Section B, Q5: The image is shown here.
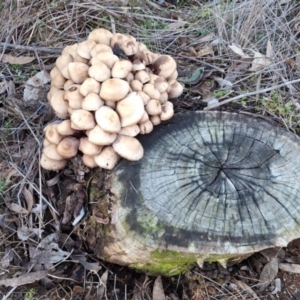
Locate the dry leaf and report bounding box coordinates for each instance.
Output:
[23,187,34,212]
[9,202,29,214]
[279,263,300,273]
[232,278,259,299]
[31,203,48,213]
[23,70,50,102]
[0,54,35,64]
[258,259,278,292]
[1,248,14,268]
[98,270,108,299]
[0,271,47,287]
[197,45,214,57]
[0,81,7,94]
[213,77,233,89]
[224,58,253,83]
[17,226,41,241]
[249,52,272,71]
[72,253,101,272]
[229,44,250,58]
[153,276,165,300]
[266,39,274,58]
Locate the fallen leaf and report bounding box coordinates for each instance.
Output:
[0,247,14,268]
[0,270,47,287]
[98,270,108,299]
[213,76,233,89]
[197,45,214,57]
[153,276,165,300]
[9,202,29,214]
[17,226,42,241]
[232,278,259,299]
[0,54,35,64]
[249,51,272,71]
[258,259,278,292]
[31,203,48,213]
[23,70,50,102]
[23,187,34,212]
[229,44,250,58]
[224,58,253,83]
[0,81,7,94]
[72,253,101,272]
[279,263,300,273]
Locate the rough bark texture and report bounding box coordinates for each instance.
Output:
[86,111,300,276]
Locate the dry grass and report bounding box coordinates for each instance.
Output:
[1,0,300,299]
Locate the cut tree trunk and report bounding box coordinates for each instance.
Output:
[85,111,300,276]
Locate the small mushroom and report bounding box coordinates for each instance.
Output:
[68,62,89,84]
[150,115,161,126]
[79,78,101,96]
[116,92,145,127]
[168,80,184,99]
[111,60,133,78]
[64,84,84,109]
[82,93,104,111]
[160,102,174,121]
[90,44,113,57]
[100,78,130,101]
[143,84,160,100]
[56,54,73,71]
[79,137,103,155]
[132,59,146,72]
[119,124,140,137]
[135,70,150,83]
[43,144,65,161]
[40,153,67,171]
[44,124,64,144]
[90,52,119,69]
[56,119,77,136]
[50,91,69,119]
[152,55,177,78]
[70,109,96,130]
[130,79,143,92]
[88,62,111,82]
[77,40,97,59]
[94,146,120,170]
[61,44,78,59]
[112,135,144,161]
[139,120,153,134]
[145,99,162,115]
[82,154,98,168]
[95,106,121,133]
[56,136,80,159]
[88,28,113,45]
[88,125,117,145]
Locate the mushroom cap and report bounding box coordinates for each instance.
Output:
[90,44,113,57]
[79,78,101,96]
[88,62,111,82]
[61,44,78,59]
[152,55,177,78]
[56,119,77,136]
[51,71,66,89]
[111,60,133,78]
[56,54,73,71]
[130,79,143,92]
[119,124,140,137]
[160,103,174,121]
[138,111,149,124]
[88,28,113,45]
[100,79,130,102]
[112,135,144,161]
[45,123,64,144]
[95,106,121,133]
[79,137,103,156]
[56,136,79,159]
[110,33,127,48]
[135,70,150,84]
[64,84,84,109]
[150,114,161,126]
[67,62,89,84]
[137,91,150,105]
[167,70,178,80]
[168,80,184,99]
[121,37,139,56]
[63,79,75,91]
[82,93,104,111]
[47,86,60,102]
[88,125,117,145]
[145,99,162,115]
[116,92,145,127]
[159,91,168,104]
[94,146,120,170]
[50,91,69,119]
[139,120,154,134]
[77,40,97,59]
[90,52,119,69]
[82,154,98,168]
[132,59,146,72]
[143,84,161,100]
[105,100,116,109]
[70,109,96,130]
[73,54,89,64]
[125,72,134,82]
[43,144,65,161]
[40,153,67,171]
[153,76,169,93]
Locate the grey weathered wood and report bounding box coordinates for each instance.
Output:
[89,112,300,275]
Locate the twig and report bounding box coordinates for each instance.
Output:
[204,78,300,110]
[0,42,62,54]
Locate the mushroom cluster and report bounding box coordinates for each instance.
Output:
[42,28,183,171]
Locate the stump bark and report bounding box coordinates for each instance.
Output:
[86,111,300,276]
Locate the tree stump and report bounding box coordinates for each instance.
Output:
[86,111,300,276]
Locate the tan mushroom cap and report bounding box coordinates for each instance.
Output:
[105,100,116,109]
[88,125,117,145]
[95,106,121,133]
[100,78,130,101]
[90,44,113,57]
[153,76,169,93]
[112,135,144,161]
[64,84,84,109]
[82,154,98,168]
[116,92,145,127]
[90,52,119,69]
[137,91,150,105]
[150,115,161,126]
[143,84,161,100]
[88,62,111,82]
[50,67,60,79]
[135,70,150,83]
[44,124,64,144]
[56,54,73,71]
[139,120,153,134]
[47,86,60,102]
[145,99,162,115]
[126,72,134,82]
[160,102,174,121]
[94,146,120,170]
[79,137,103,156]
[68,62,89,84]
[77,40,97,59]
[61,44,78,59]
[43,144,65,161]
[111,60,133,78]
[132,59,146,72]
[159,91,168,104]
[82,93,104,111]
[51,71,66,89]
[70,109,96,130]
[88,28,113,45]
[40,153,67,171]
[121,36,139,56]
[138,111,149,124]
[63,79,75,91]
[130,79,143,92]
[50,91,69,119]
[56,136,79,159]
[79,78,101,96]
[43,138,52,148]
[119,124,140,137]
[152,55,177,78]
[73,54,89,64]
[168,80,184,99]
[167,70,178,80]
[56,119,77,136]
[110,33,127,48]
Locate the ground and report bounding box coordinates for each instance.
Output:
[1,0,300,299]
